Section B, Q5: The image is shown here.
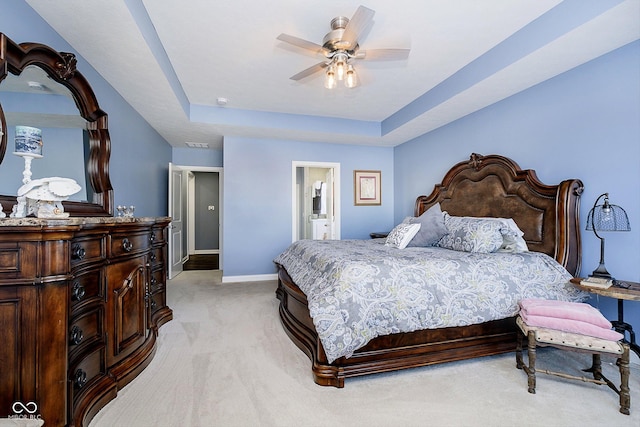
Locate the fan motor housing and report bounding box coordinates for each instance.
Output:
[322,16,357,53]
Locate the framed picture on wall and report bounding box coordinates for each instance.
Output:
[354,170,381,206]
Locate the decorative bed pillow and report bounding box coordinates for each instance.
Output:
[481,217,529,252]
[438,213,505,253]
[385,223,421,249]
[405,203,449,247]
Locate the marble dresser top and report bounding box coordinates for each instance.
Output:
[0,216,171,227]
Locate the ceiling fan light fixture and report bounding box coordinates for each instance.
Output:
[334,53,348,80]
[27,81,45,90]
[278,6,409,89]
[345,64,358,88]
[324,65,337,89]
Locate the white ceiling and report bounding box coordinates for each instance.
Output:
[24,0,640,151]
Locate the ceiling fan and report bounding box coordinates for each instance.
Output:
[277,5,410,89]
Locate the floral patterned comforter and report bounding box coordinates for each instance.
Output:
[274,239,588,363]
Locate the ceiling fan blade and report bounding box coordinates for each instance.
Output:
[357,48,410,61]
[341,5,375,50]
[290,62,328,81]
[277,33,327,56]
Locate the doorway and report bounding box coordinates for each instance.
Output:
[292,161,340,242]
[184,171,220,270]
[168,164,223,278]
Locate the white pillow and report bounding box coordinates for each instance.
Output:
[385,223,421,249]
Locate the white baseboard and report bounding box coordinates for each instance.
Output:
[193,249,219,255]
[221,273,277,283]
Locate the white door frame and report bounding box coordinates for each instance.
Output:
[170,165,224,270]
[291,161,341,242]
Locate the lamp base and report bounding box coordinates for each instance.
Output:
[590,263,613,281]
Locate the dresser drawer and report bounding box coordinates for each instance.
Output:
[69,306,104,361]
[70,268,105,312]
[108,232,150,258]
[149,246,165,268]
[150,289,166,314]
[69,345,107,399]
[150,227,166,245]
[149,268,165,292]
[70,236,105,268]
[0,242,38,280]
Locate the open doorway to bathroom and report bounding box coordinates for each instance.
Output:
[292,161,340,242]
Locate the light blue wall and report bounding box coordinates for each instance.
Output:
[1,1,172,217]
[172,147,223,167]
[223,137,394,276]
[394,41,640,328]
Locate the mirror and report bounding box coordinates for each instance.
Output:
[0,66,88,202]
[0,33,113,216]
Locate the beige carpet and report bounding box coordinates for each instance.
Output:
[89,271,640,427]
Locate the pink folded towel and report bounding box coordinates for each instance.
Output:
[519,312,624,341]
[518,298,612,329]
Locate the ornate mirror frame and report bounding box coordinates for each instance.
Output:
[0,33,113,216]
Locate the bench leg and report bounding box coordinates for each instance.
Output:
[619,344,631,415]
[515,329,537,394]
[516,330,524,369]
[526,331,537,394]
[591,353,603,381]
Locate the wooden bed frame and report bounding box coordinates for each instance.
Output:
[275,153,584,387]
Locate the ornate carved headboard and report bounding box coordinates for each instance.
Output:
[415,153,583,276]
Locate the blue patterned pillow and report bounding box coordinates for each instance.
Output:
[438,213,505,253]
[385,223,421,249]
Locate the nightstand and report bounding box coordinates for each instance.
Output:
[369,231,389,239]
[570,278,640,358]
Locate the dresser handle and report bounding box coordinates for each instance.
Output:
[72,282,86,301]
[149,233,156,242]
[150,253,157,262]
[151,299,157,309]
[122,238,134,252]
[74,369,87,389]
[70,326,84,345]
[150,277,158,287]
[72,244,86,260]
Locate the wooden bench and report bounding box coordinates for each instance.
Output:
[516,315,631,415]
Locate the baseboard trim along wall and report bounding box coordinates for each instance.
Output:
[194,249,220,254]
[221,273,278,283]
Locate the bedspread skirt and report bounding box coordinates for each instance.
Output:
[274,239,588,363]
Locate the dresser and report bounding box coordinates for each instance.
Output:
[0,217,172,426]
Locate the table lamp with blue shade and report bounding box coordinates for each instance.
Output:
[586,193,631,280]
